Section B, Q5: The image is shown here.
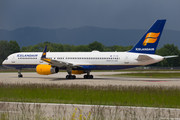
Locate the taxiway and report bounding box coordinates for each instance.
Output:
[0,72,180,86]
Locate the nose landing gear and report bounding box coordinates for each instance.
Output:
[18,69,23,78]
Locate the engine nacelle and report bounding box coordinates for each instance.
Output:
[36,64,59,75]
[71,70,86,75]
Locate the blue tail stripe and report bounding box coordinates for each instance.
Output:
[129,20,166,54]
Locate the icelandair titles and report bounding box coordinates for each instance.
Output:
[17,54,38,57]
[136,48,154,51]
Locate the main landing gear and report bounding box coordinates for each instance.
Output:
[65,68,94,79]
[66,74,93,79]
[66,75,76,79]
[18,69,23,78]
[84,75,93,79]
[66,67,76,79]
[84,71,93,79]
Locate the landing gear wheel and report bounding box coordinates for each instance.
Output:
[66,75,76,79]
[66,75,70,79]
[72,75,76,79]
[18,69,23,78]
[84,75,87,79]
[18,74,23,78]
[84,75,93,79]
[90,75,93,79]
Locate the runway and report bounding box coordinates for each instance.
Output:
[0,71,180,86]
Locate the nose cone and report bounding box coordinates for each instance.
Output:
[2,60,6,66]
[2,58,9,67]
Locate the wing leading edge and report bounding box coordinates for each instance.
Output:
[41,46,80,68]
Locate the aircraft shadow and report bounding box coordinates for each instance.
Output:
[50,77,111,81]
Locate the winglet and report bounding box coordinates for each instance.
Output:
[41,46,47,58]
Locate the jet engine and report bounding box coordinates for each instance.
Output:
[36,64,59,75]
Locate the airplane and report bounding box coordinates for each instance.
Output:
[2,19,178,79]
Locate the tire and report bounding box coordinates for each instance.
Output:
[72,75,76,79]
[90,75,93,79]
[66,75,70,79]
[71,75,76,79]
[88,75,91,79]
[18,74,23,78]
[84,75,87,79]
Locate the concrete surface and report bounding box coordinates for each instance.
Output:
[1,102,180,119]
[0,72,180,86]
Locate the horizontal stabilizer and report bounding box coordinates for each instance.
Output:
[164,55,178,59]
[136,55,154,61]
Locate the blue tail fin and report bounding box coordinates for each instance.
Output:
[129,19,166,54]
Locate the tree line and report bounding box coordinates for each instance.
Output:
[0,40,180,67]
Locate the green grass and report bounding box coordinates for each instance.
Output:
[1,83,180,108]
[108,73,180,78]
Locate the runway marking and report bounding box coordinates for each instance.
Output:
[142,80,169,82]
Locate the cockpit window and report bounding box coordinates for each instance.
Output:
[5,58,8,60]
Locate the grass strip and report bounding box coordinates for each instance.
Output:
[1,83,180,108]
[108,73,180,78]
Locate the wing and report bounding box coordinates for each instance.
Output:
[41,46,81,68]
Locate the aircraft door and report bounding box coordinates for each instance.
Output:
[124,54,129,64]
[11,55,15,63]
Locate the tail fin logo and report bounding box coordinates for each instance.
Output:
[143,32,160,46]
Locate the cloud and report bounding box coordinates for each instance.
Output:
[0,0,180,31]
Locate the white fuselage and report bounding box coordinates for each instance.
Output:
[2,51,164,70]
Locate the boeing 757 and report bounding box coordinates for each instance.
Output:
[2,20,177,79]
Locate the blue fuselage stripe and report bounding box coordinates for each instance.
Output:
[3,64,140,70]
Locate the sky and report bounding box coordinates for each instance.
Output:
[0,0,180,31]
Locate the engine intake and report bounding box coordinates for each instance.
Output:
[36,64,59,75]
